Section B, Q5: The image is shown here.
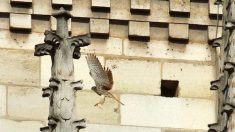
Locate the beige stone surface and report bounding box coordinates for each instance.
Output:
[209,0,223,16]
[90,19,109,35]
[208,26,222,41]
[0,85,6,117]
[131,0,151,10]
[0,0,11,13]
[0,16,9,30]
[169,0,190,13]
[162,62,216,99]
[41,55,104,90]
[71,0,218,26]
[120,94,216,130]
[72,0,109,18]
[52,0,72,5]
[129,21,150,37]
[0,119,44,132]
[0,30,44,50]
[150,25,168,41]
[163,128,207,132]
[51,16,71,31]
[84,123,162,132]
[105,59,161,95]
[169,23,189,40]
[11,0,32,3]
[32,17,50,33]
[81,37,122,55]
[33,0,52,15]
[110,23,128,38]
[72,19,90,35]
[189,28,208,43]
[124,40,212,62]
[0,49,40,86]
[10,13,31,30]
[7,86,49,121]
[75,91,119,124]
[92,0,110,8]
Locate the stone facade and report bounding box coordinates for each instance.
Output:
[0,0,222,132]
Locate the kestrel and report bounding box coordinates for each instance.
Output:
[86,54,124,107]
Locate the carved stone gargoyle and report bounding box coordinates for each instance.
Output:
[34,7,90,132]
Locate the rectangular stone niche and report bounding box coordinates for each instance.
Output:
[161,80,179,97]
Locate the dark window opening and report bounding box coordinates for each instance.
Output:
[161,80,179,97]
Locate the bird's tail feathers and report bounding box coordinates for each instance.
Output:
[107,92,124,105]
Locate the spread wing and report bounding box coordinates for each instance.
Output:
[86,54,113,90]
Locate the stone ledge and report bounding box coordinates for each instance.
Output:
[120,94,216,130]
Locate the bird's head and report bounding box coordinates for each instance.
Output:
[91,86,96,91]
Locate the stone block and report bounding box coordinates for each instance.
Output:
[162,62,216,99]
[41,55,104,90]
[75,91,119,124]
[33,0,52,15]
[0,49,40,86]
[105,59,161,95]
[11,0,32,5]
[0,0,11,13]
[120,94,216,130]
[169,23,189,43]
[123,39,212,62]
[90,19,109,38]
[0,119,44,132]
[129,21,150,41]
[10,13,31,31]
[130,0,151,14]
[84,123,162,132]
[81,37,122,55]
[0,29,44,50]
[0,85,6,116]
[91,0,110,12]
[52,0,72,7]
[209,0,223,17]
[110,0,131,20]
[208,26,222,41]
[51,16,71,32]
[169,0,190,17]
[7,86,49,121]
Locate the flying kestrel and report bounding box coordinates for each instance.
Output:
[86,54,124,106]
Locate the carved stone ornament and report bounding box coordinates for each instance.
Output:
[208,1,235,131]
[34,7,90,132]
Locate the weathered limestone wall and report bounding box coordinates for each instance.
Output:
[0,0,222,131]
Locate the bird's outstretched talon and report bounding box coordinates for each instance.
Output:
[94,103,103,109]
